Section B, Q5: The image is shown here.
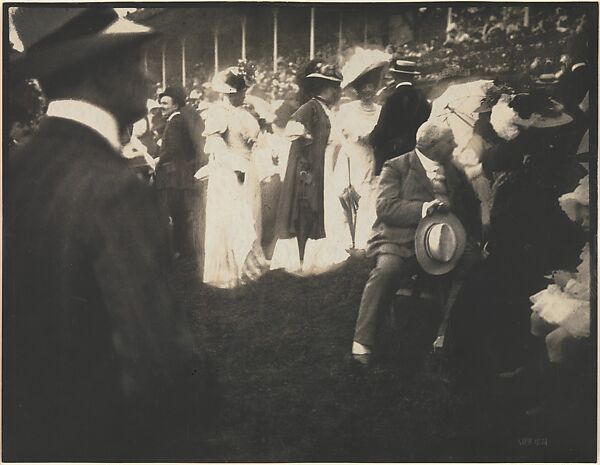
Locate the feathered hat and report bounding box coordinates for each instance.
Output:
[490,89,573,140]
[212,59,256,94]
[341,47,391,89]
[305,62,343,83]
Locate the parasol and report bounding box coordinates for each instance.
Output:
[338,157,361,250]
[430,79,494,154]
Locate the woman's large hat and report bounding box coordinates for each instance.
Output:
[211,61,255,94]
[341,47,391,89]
[415,212,466,275]
[11,7,157,79]
[306,62,343,83]
[510,93,573,129]
[390,59,420,75]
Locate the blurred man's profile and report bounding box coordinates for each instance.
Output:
[5,7,214,461]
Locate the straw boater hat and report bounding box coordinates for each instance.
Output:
[534,73,560,86]
[390,59,420,76]
[341,47,391,89]
[11,7,157,79]
[415,212,466,275]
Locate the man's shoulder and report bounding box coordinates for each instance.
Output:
[167,112,186,128]
[30,123,134,178]
[382,151,415,173]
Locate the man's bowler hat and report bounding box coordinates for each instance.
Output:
[159,86,187,108]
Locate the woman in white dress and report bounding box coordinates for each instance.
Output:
[324,49,390,253]
[195,65,262,288]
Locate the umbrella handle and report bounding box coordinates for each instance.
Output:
[347,157,351,188]
[444,104,475,128]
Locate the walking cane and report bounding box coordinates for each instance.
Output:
[347,157,356,250]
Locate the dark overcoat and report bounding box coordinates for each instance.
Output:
[4,117,207,460]
[155,111,196,190]
[367,150,482,258]
[370,84,431,174]
[275,98,331,240]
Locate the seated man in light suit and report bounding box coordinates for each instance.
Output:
[351,120,482,367]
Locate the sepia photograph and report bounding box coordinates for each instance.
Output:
[3,1,597,462]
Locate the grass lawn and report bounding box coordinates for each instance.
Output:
[175,256,596,462]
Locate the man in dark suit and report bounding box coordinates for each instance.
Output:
[351,120,481,366]
[370,59,431,175]
[6,8,211,460]
[156,86,197,258]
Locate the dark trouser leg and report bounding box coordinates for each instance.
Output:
[353,254,417,348]
[158,188,175,257]
[171,189,190,256]
[437,241,481,339]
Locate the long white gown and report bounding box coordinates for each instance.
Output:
[197,100,261,288]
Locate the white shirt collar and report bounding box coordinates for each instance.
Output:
[167,110,181,122]
[571,62,586,71]
[46,99,120,151]
[415,148,439,172]
[395,81,413,88]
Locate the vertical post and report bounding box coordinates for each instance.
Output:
[310,7,315,59]
[214,25,219,75]
[241,16,247,61]
[144,49,148,74]
[161,42,166,90]
[273,9,278,73]
[338,14,343,57]
[523,7,530,27]
[181,37,186,89]
[447,7,453,31]
[363,15,368,46]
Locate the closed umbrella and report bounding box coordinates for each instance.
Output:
[338,157,361,250]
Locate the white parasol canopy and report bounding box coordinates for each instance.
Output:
[430,79,494,156]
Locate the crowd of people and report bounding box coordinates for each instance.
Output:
[6,5,594,460]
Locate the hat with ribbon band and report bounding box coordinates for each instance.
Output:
[415,212,466,275]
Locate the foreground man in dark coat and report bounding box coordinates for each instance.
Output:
[5,8,213,461]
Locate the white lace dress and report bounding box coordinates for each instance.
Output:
[196,101,261,288]
[329,100,381,250]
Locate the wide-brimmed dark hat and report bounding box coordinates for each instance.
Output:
[11,7,157,79]
[415,212,466,275]
[158,86,186,107]
[390,59,420,75]
[510,93,573,128]
[306,62,343,83]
